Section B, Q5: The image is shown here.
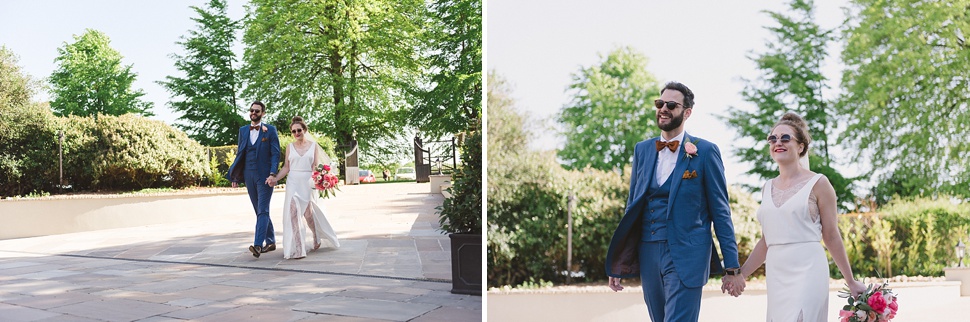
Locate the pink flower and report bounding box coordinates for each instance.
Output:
[323,164,331,172]
[684,141,698,158]
[839,310,853,322]
[887,297,898,313]
[867,292,888,314]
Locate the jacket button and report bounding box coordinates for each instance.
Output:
[651,231,656,235]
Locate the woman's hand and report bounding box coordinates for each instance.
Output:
[847,279,866,298]
[265,176,277,186]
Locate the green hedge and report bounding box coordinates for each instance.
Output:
[0,106,211,197]
[834,198,970,278]
[0,102,60,196]
[487,150,626,287]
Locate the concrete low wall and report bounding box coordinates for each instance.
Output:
[0,190,284,240]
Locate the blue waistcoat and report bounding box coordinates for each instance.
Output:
[244,136,259,171]
[641,176,672,241]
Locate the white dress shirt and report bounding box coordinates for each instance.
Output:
[655,131,685,186]
[249,123,261,145]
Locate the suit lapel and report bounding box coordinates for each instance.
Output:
[640,138,659,196]
[667,132,692,215]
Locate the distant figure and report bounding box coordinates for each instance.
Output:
[383,169,391,181]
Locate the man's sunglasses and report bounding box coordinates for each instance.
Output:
[249,109,262,114]
[767,134,794,144]
[291,129,303,134]
[654,99,684,110]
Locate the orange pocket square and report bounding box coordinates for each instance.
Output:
[261,137,268,142]
[682,170,698,179]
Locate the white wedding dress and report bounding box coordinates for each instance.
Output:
[757,173,829,322]
[281,142,340,259]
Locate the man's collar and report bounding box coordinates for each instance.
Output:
[660,131,685,143]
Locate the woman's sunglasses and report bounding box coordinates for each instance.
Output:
[654,99,684,110]
[291,129,303,134]
[767,134,794,144]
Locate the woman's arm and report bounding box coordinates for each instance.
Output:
[740,236,767,279]
[816,175,866,296]
[269,145,291,185]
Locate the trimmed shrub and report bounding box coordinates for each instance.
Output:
[833,198,970,278]
[0,109,211,196]
[0,102,60,197]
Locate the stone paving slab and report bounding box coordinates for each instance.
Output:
[293,296,441,321]
[0,183,481,321]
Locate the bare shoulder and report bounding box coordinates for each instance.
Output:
[810,173,836,195]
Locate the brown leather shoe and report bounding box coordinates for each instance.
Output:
[261,243,276,253]
[248,245,262,258]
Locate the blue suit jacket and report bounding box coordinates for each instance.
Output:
[226,124,281,183]
[605,132,739,288]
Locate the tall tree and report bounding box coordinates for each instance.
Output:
[722,0,856,210]
[0,46,37,108]
[158,0,242,146]
[241,0,425,176]
[413,0,482,139]
[49,29,153,118]
[557,46,659,172]
[840,0,970,204]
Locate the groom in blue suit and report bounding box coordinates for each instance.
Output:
[227,101,281,258]
[606,82,743,321]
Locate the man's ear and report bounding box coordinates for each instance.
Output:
[684,107,693,119]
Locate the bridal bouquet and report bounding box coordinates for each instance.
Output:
[312,164,340,199]
[838,281,898,322]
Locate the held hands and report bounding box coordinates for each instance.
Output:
[265,175,277,186]
[721,274,746,297]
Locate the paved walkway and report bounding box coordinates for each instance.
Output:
[0,183,481,321]
[488,281,970,321]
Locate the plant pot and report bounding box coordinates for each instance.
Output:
[449,233,482,295]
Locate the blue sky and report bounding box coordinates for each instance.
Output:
[486,0,860,188]
[0,0,248,126]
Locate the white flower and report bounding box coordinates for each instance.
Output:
[856,310,866,319]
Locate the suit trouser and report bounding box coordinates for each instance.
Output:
[639,241,703,322]
[246,171,275,247]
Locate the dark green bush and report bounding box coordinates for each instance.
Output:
[488,149,626,287]
[832,198,970,278]
[205,145,235,187]
[0,102,60,197]
[0,109,211,196]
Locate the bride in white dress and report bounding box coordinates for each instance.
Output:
[737,113,865,322]
[267,116,340,259]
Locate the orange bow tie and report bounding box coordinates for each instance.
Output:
[656,140,679,152]
[250,125,260,131]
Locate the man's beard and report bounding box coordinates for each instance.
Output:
[656,112,684,131]
[250,114,262,123]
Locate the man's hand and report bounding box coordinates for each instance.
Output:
[231,182,238,188]
[608,277,624,292]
